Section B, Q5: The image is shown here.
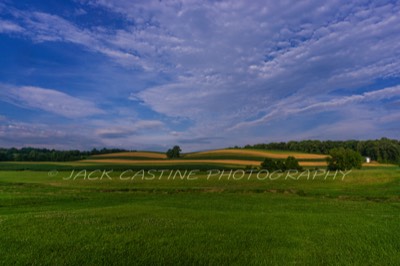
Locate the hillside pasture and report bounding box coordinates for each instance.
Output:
[0,167,399,265]
[1,149,395,171]
[91,151,167,159]
[83,159,262,166]
[184,149,328,160]
[83,149,329,168]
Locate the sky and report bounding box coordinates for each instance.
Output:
[1,0,400,151]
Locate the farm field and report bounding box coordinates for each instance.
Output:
[83,149,330,168]
[184,148,328,159]
[3,149,392,171]
[1,161,400,265]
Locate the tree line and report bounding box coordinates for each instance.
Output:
[261,149,364,171]
[0,147,130,162]
[261,156,303,171]
[237,138,400,164]
[166,146,182,159]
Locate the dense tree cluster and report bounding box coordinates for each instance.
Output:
[260,156,303,171]
[166,146,182,159]
[240,138,400,164]
[0,147,130,162]
[326,148,363,171]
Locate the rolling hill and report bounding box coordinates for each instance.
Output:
[83,149,328,168]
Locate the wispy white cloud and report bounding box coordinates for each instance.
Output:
[0,121,102,149]
[0,84,104,118]
[0,19,23,33]
[134,120,164,129]
[231,85,400,130]
[96,120,164,139]
[1,9,143,67]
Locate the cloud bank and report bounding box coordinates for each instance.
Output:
[0,0,399,150]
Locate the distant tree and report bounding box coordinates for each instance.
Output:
[376,138,400,164]
[0,151,6,161]
[260,158,278,171]
[166,145,181,159]
[261,156,303,171]
[285,156,303,171]
[275,160,287,171]
[327,148,363,171]
[357,140,378,161]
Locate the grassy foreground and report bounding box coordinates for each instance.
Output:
[0,167,399,265]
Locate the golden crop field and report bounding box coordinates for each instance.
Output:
[80,149,394,169]
[91,151,167,159]
[83,159,262,166]
[80,148,331,168]
[184,149,328,159]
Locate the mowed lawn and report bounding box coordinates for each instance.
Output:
[0,167,399,265]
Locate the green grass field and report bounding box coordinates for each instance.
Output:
[1,165,399,265]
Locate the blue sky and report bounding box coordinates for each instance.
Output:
[1,0,400,151]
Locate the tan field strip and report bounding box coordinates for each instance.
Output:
[80,159,392,168]
[0,161,94,166]
[83,159,330,167]
[83,159,262,166]
[84,150,393,168]
[92,152,167,159]
[185,149,328,159]
[299,161,327,167]
[363,162,396,167]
